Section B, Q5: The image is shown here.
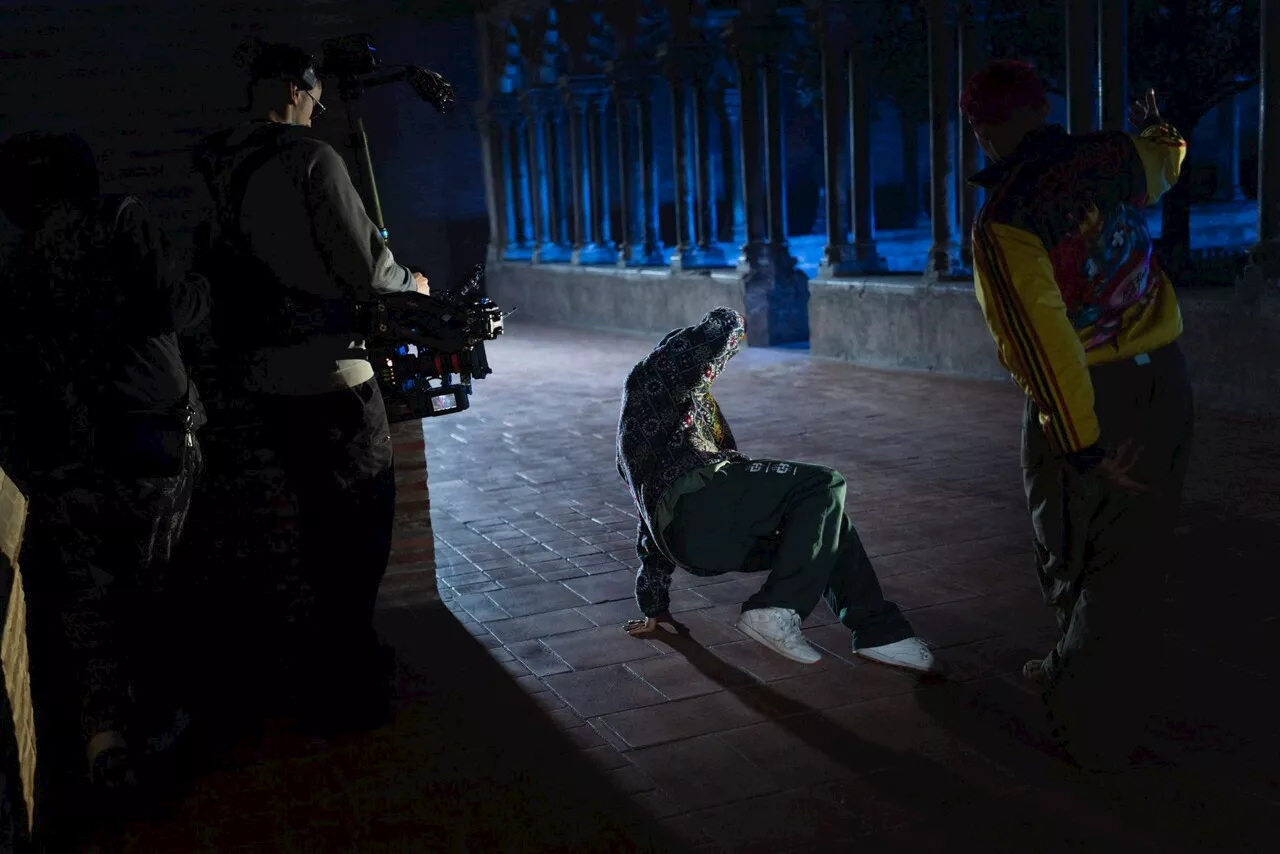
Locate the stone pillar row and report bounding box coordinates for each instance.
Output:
[479,8,761,272]
[481,0,885,281]
[1257,0,1279,257]
[813,0,882,278]
[482,0,1280,290]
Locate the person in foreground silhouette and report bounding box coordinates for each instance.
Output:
[962,60,1195,769]
[615,307,939,674]
[0,131,208,809]
[192,39,429,735]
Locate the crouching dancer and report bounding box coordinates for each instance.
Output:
[615,307,938,674]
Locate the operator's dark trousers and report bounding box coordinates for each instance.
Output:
[665,460,914,649]
[257,378,397,700]
[21,435,201,795]
[1022,341,1194,759]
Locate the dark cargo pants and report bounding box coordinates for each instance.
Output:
[1022,341,1194,758]
[22,436,203,750]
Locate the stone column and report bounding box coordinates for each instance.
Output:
[1254,0,1280,272]
[587,93,617,262]
[1215,96,1243,201]
[560,78,594,263]
[848,27,883,272]
[718,87,747,245]
[475,15,507,262]
[925,0,957,279]
[510,113,536,256]
[522,88,555,261]
[692,68,728,266]
[728,24,769,268]
[762,48,791,265]
[726,5,809,346]
[661,44,699,270]
[1065,0,1098,134]
[610,62,664,266]
[494,96,531,260]
[1097,0,1128,132]
[547,101,574,256]
[475,101,509,262]
[1238,0,1280,300]
[608,64,639,265]
[815,2,855,278]
[500,116,520,258]
[956,10,984,270]
[637,77,667,265]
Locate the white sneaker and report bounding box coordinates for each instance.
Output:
[736,607,822,665]
[855,637,940,674]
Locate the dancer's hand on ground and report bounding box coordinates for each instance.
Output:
[624,611,688,637]
[1128,88,1160,129]
[1094,440,1160,496]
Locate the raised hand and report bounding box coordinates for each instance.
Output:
[1128,88,1161,129]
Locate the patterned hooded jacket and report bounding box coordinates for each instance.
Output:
[969,118,1187,463]
[616,306,748,616]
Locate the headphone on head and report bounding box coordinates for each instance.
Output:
[236,37,321,91]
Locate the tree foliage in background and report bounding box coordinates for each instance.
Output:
[863,0,1259,268]
[869,0,1065,122]
[1127,0,1259,266]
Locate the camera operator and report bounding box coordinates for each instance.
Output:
[192,40,428,734]
[0,131,208,804]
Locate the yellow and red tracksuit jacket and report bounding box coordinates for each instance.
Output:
[969,119,1187,460]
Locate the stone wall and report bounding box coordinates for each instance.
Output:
[484,262,1280,417]
[809,276,1280,417]
[484,262,751,335]
[809,278,1004,379]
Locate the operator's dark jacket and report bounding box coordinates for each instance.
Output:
[0,195,210,493]
[616,306,748,616]
[192,120,416,396]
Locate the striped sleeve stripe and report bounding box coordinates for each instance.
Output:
[973,213,1083,452]
[984,223,1084,451]
[976,223,1082,451]
[971,222,1056,426]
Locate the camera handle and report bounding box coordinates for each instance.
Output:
[343,97,391,243]
[336,63,451,246]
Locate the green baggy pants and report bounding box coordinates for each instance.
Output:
[665,459,914,649]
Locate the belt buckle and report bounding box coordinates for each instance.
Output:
[1134,353,1151,366]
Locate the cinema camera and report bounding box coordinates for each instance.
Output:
[321,34,511,421]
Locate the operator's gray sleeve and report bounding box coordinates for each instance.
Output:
[304,142,414,297]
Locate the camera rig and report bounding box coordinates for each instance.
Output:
[356,264,505,421]
[321,34,511,421]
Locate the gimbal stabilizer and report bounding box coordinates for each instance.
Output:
[321,34,511,421]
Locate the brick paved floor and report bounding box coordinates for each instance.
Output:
[422,322,1280,853]
[83,321,1280,852]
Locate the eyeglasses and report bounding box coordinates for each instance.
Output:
[301,88,326,119]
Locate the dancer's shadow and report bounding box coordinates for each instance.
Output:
[636,615,1105,852]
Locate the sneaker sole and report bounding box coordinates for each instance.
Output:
[855,648,941,676]
[735,619,822,665]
